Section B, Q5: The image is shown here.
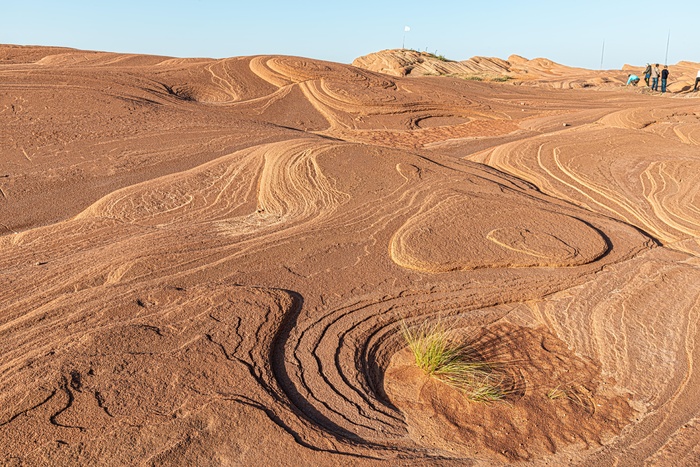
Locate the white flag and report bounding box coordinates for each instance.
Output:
[404,26,410,32]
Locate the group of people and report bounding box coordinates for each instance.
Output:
[626,63,670,92]
[627,65,700,92]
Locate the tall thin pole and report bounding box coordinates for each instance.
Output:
[664,30,670,65]
[599,40,605,70]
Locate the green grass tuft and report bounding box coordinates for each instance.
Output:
[402,321,457,374]
[402,320,508,403]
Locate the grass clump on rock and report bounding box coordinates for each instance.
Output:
[401,320,507,403]
[546,383,596,414]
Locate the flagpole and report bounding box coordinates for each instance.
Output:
[599,39,605,70]
[664,30,670,65]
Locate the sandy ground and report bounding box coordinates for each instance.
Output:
[1,44,700,466]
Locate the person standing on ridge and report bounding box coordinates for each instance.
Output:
[650,64,660,91]
[694,69,700,91]
[643,63,651,86]
[661,66,669,93]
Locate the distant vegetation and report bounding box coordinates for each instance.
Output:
[426,52,450,62]
[447,73,512,82]
[410,49,453,62]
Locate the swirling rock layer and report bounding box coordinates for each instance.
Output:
[1,45,700,465]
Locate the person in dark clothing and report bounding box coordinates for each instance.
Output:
[643,64,651,86]
[694,69,700,91]
[661,66,669,93]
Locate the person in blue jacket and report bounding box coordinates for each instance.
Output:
[626,74,640,86]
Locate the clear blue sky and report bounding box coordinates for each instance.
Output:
[2,1,697,70]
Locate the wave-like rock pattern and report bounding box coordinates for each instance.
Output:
[469,112,700,249]
[2,45,700,465]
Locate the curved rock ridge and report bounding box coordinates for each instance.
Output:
[390,190,609,272]
[2,45,700,465]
